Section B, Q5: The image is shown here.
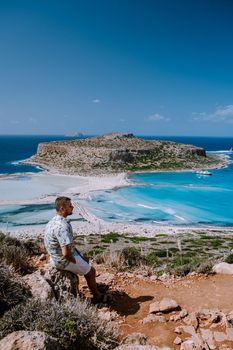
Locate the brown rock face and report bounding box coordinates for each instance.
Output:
[24,132,211,175]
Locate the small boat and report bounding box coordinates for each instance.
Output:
[196,170,212,176]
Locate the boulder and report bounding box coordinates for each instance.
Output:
[0,331,61,350]
[22,270,54,301]
[149,298,179,314]
[140,314,166,324]
[212,262,233,275]
[43,264,79,301]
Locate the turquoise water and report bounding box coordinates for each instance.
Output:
[0,135,233,228]
[80,152,233,226]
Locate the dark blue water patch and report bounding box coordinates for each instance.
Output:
[0,135,92,174]
[0,203,54,217]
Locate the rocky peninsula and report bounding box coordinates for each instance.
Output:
[24,133,223,175]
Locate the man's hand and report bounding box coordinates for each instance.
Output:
[61,245,76,264]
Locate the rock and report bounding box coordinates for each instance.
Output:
[174,326,182,334]
[115,346,171,350]
[123,332,147,345]
[212,262,233,275]
[140,314,166,324]
[96,272,115,285]
[180,326,196,336]
[43,264,78,300]
[183,312,199,329]
[196,308,223,327]
[214,331,227,342]
[174,336,182,345]
[0,331,61,350]
[149,298,179,314]
[226,310,233,325]
[22,270,54,301]
[159,298,179,312]
[226,328,233,341]
[171,308,188,321]
[180,335,209,350]
[180,339,197,350]
[200,329,215,349]
[149,301,160,314]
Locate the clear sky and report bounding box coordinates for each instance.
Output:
[1,0,233,136]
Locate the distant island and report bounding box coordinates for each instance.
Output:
[23,132,225,175]
[65,132,83,137]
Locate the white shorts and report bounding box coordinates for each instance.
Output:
[63,252,91,276]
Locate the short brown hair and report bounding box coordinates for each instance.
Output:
[55,197,71,211]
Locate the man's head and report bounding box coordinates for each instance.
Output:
[55,197,73,218]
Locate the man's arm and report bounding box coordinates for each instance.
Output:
[61,245,76,264]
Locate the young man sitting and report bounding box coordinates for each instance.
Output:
[44,196,102,301]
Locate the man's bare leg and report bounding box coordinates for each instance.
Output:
[84,266,102,299]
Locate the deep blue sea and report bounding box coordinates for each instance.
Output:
[0,135,233,228]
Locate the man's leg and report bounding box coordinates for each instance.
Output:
[84,266,102,299]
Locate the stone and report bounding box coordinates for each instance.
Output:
[180,339,197,350]
[212,262,233,275]
[149,298,179,314]
[140,314,166,324]
[174,326,182,334]
[96,272,115,285]
[174,336,182,345]
[214,331,227,342]
[0,331,61,350]
[149,301,160,314]
[159,298,179,312]
[43,264,78,301]
[226,327,233,341]
[22,270,54,301]
[123,332,147,345]
[180,326,196,336]
[200,329,215,349]
[115,346,172,350]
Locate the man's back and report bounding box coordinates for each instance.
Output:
[44,215,74,268]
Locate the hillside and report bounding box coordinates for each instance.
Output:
[23,133,222,175]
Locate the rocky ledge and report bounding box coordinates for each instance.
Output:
[24,133,222,175]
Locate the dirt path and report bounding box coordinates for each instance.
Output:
[80,268,233,349]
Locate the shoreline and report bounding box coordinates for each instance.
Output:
[3,220,233,241]
[1,151,232,240]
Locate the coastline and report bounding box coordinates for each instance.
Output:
[1,151,232,240]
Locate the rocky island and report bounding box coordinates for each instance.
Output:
[24,133,223,175]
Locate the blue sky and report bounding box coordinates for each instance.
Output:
[1,0,233,136]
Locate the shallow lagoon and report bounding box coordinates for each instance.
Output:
[80,153,233,226]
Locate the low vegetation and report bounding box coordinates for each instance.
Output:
[1,229,233,348]
[0,264,31,316]
[0,298,118,350]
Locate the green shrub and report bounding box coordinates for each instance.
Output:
[225,254,233,264]
[145,252,158,266]
[128,236,151,244]
[0,298,119,350]
[121,247,142,267]
[101,232,119,243]
[0,265,31,316]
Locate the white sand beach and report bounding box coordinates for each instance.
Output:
[1,169,233,241]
